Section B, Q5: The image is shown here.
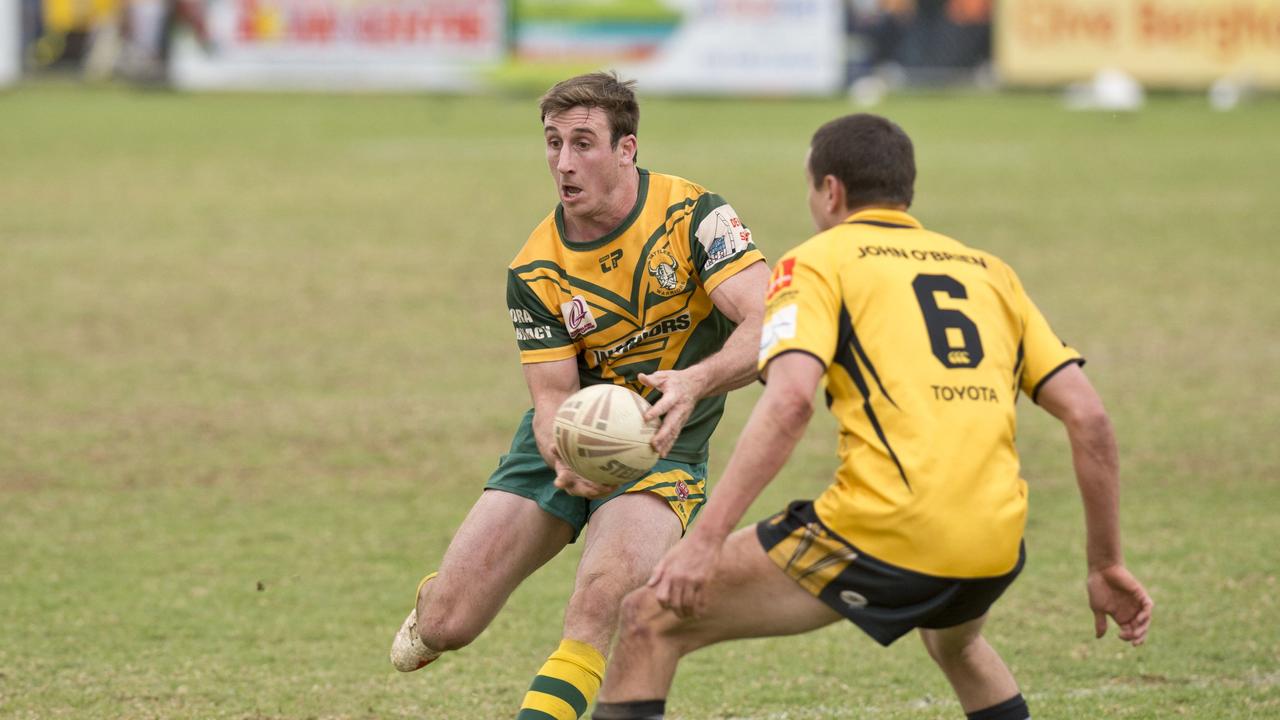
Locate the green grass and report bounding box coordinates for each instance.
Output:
[2,84,1278,719]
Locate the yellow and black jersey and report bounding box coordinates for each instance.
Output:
[507,169,765,464]
[759,209,1082,578]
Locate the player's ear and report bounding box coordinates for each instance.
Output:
[618,134,637,166]
[822,174,846,215]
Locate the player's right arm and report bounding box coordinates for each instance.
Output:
[507,266,614,499]
[1036,363,1154,647]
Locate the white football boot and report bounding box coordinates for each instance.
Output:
[389,572,442,672]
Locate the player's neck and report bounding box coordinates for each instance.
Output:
[562,169,640,244]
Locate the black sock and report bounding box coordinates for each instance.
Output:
[592,699,666,720]
[967,693,1029,720]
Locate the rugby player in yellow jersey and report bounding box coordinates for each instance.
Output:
[591,114,1154,720]
[388,72,769,720]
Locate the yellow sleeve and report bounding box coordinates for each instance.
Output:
[757,243,841,376]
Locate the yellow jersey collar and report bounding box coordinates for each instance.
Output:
[842,208,922,230]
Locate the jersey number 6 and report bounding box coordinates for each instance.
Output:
[912,274,984,369]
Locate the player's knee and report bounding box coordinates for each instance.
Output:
[921,628,980,668]
[416,592,482,652]
[567,570,631,630]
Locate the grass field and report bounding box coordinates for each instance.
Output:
[2,84,1279,719]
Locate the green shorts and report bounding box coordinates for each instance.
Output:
[484,410,708,542]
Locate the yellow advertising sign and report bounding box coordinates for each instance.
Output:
[42,0,122,33]
[996,0,1280,88]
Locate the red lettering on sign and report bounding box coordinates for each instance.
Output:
[1015,0,1116,47]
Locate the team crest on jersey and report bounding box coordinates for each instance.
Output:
[560,295,598,339]
[646,244,686,297]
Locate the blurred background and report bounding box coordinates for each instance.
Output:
[4,2,1280,719]
[5,0,1279,99]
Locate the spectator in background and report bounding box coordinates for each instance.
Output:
[846,0,991,86]
[86,0,214,83]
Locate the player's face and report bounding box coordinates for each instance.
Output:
[544,106,636,220]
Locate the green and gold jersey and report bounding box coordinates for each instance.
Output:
[507,169,765,464]
[759,209,1082,578]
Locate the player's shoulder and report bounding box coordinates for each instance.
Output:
[509,210,560,272]
[786,223,853,266]
[645,169,712,203]
[922,227,1022,292]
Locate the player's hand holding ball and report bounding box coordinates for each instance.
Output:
[551,450,615,499]
[637,369,703,457]
[553,384,660,497]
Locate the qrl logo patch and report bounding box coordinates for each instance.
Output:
[767,258,796,299]
[675,479,690,501]
[561,295,598,339]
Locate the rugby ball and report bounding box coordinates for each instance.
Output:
[554,384,660,486]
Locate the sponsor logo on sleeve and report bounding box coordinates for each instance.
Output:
[696,204,752,271]
[758,303,798,361]
[510,307,554,342]
[560,295,598,339]
[766,258,796,299]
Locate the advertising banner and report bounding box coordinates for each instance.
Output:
[995,0,1280,88]
[171,0,504,91]
[1,0,17,86]
[512,0,845,96]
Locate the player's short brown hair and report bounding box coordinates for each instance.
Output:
[809,113,915,210]
[539,72,640,149]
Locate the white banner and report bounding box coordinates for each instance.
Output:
[172,0,504,91]
[620,0,845,95]
[1,0,19,86]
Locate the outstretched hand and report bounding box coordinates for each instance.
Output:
[648,533,722,619]
[638,370,705,457]
[1087,564,1154,646]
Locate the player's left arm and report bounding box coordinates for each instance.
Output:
[522,358,615,499]
[649,351,824,617]
[1036,364,1154,646]
[639,260,769,456]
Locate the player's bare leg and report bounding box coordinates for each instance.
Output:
[565,493,682,652]
[391,490,572,670]
[594,526,841,716]
[516,492,680,719]
[919,616,1027,717]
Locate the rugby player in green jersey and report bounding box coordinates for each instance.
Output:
[389,72,769,720]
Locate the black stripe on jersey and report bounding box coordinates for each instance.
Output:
[1031,357,1086,403]
[845,220,914,229]
[1011,340,1025,398]
[836,305,911,491]
[760,349,829,386]
[845,317,898,409]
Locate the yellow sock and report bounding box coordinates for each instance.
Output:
[515,638,606,720]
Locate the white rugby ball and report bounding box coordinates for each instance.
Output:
[554,384,660,486]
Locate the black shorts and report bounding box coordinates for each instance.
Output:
[756,500,1025,647]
